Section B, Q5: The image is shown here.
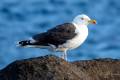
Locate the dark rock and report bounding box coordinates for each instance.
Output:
[0,55,120,80]
[73,58,120,80]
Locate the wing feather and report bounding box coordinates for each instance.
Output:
[32,23,77,46]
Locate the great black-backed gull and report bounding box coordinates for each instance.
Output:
[18,14,96,60]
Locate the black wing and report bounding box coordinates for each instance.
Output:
[32,23,77,46]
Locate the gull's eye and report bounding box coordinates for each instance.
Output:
[81,18,84,20]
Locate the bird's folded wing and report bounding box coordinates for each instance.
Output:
[32,23,77,46]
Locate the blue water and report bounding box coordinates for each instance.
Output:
[0,0,120,69]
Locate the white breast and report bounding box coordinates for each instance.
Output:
[59,23,88,50]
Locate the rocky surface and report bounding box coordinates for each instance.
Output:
[0,55,120,80]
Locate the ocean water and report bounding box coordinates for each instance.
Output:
[0,0,120,69]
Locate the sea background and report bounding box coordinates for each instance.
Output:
[0,0,120,69]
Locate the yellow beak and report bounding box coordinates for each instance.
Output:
[88,20,97,24]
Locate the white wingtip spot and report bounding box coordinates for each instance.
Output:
[16,41,20,47]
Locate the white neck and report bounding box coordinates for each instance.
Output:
[72,22,88,34]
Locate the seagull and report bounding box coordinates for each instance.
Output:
[18,14,96,61]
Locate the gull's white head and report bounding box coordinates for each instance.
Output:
[72,14,96,26]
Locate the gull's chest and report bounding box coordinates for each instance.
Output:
[60,26,88,50]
